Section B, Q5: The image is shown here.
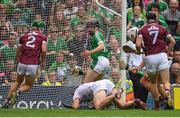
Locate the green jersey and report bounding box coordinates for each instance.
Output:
[158,15,169,31]
[1,46,16,60]
[90,31,109,59]
[131,18,145,28]
[109,27,122,41]
[147,1,168,13]
[174,31,180,41]
[48,62,67,72]
[127,8,146,23]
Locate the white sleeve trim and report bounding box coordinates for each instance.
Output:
[98,41,103,45]
[18,44,22,47]
[138,34,143,38]
[42,41,47,43]
[166,34,172,40]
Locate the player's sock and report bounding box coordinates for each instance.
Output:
[159,95,168,102]
[2,98,11,108]
[154,101,160,110]
[16,89,22,96]
[5,97,11,103]
[9,90,21,105]
[165,89,170,93]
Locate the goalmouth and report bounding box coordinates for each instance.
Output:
[95,0,127,104]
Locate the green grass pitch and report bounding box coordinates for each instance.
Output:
[0,109,180,117]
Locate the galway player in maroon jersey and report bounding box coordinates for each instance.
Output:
[3,20,47,108]
[136,12,176,109]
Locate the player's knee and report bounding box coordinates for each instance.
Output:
[25,75,35,84]
[13,81,21,87]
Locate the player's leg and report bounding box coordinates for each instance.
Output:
[2,63,26,108]
[159,69,174,107]
[159,70,170,93]
[7,74,24,99]
[141,73,167,101]
[144,54,164,110]
[158,53,174,107]
[140,75,152,92]
[156,75,167,100]
[83,56,109,83]
[116,98,147,110]
[148,72,160,110]
[116,98,134,109]
[83,69,102,83]
[10,65,38,106]
[140,73,160,99]
[18,75,35,92]
[2,74,24,108]
[129,71,148,103]
[16,64,38,93]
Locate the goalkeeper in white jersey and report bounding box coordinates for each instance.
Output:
[81,20,109,83]
[72,79,147,110]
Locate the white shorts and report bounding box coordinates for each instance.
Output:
[90,56,110,74]
[73,79,115,101]
[144,52,169,73]
[17,63,39,77]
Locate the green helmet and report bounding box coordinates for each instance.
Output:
[31,20,46,29]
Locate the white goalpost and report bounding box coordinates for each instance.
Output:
[95,0,127,104]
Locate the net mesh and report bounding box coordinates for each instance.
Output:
[0,0,128,108]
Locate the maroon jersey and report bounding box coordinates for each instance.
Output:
[138,23,171,56]
[19,30,47,64]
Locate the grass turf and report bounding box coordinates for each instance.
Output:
[0,109,179,117]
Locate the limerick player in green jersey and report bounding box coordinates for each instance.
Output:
[81,20,109,83]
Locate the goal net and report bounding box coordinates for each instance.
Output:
[0,0,129,108]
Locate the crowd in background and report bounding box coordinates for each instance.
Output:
[0,0,123,87]
[0,0,179,102]
[127,0,180,86]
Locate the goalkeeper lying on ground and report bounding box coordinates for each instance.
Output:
[71,79,147,110]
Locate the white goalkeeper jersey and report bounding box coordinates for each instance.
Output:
[73,79,115,102]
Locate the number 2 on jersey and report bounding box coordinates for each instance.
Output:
[26,33,36,48]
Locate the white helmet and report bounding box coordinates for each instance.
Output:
[127,27,139,42]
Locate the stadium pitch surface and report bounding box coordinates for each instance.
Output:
[0,109,180,117]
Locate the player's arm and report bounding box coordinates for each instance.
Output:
[127,20,132,30]
[16,45,22,63]
[41,41,47,69]
[72,88,82,109]
[135,35,143,54]
[166,34,176,56]
[129,61,145,73]
[90,42,104,54]
[123,45,137,53]
[72,98,81,109]
[82,42,104,57]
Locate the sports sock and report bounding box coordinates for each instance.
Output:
[155,100,160,108]
[5,97,11,103]
[16,89,22,96]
